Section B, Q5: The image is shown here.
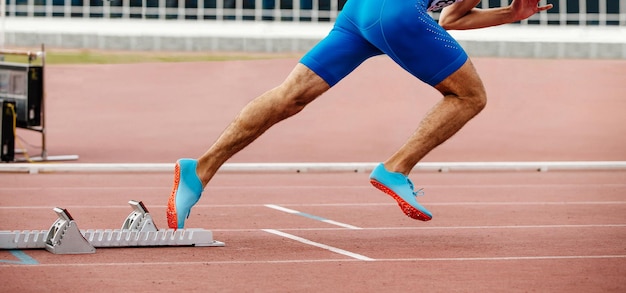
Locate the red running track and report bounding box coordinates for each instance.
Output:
[1,56,625,292]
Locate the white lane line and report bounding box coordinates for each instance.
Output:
[385,255,626,261]
[262,229,374,261]
[264,204,362,230]
[428,201,626,206]
[212,224,626,232]
[2,255,625,267]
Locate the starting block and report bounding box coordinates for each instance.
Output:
[0,200,224,254]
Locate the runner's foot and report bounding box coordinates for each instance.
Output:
[369,163,432,221]
[167,159,203,229]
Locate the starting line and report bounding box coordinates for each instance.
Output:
[0,200,224,254]
[1,161,626,174]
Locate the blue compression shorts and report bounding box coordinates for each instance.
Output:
[300,0,468,87]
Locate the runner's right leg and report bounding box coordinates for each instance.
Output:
[167,64,331,229]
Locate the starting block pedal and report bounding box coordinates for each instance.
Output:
[0,200,224,254]
[46,207,96,254]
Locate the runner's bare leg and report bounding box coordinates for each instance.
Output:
[195,63,331,186]
[383,59,487,175]
[194,58,485,185]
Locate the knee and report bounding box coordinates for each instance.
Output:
[435,60,487,114]
[274,83,327,117]
[276,89,310,116]
[467,90,487,114]
[439,87,486,115]
[436,86,486,115]
[456,81,487,114]
[266,86,316,120]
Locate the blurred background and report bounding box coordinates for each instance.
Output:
[1,0,624,58]
[2,0,623,24]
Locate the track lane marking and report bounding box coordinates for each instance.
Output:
[264,204,362,230]
[2,254,625,267]
[262,229,374,261]
[0,250,39,265]
[210,224,626,232]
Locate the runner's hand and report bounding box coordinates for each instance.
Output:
[510,0,553,21]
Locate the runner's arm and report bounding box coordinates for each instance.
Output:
[438,0,553,30]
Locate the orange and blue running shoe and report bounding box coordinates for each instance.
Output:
[167,158,203,229]
[369,163,432,221]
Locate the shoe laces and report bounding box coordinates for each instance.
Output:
[406,178,425,197]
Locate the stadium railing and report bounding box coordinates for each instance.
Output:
[2,1,624,58]
[3,0,625,26]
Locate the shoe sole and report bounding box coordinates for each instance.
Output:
[370,179,432,221]
[166,162,181,229]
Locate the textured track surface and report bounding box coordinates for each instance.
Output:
[1,56,625,292]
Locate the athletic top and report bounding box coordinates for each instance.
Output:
[427,0,463,11]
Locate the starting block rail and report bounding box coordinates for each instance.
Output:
[0,200,224,254]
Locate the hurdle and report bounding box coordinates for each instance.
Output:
[0,200,224,254]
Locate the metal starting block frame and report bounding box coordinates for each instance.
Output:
[0,200,224,254]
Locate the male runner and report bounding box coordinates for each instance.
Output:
[167,0,553,228]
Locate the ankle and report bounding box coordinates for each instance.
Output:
[195,159,217,187]
[382,161,412,176]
